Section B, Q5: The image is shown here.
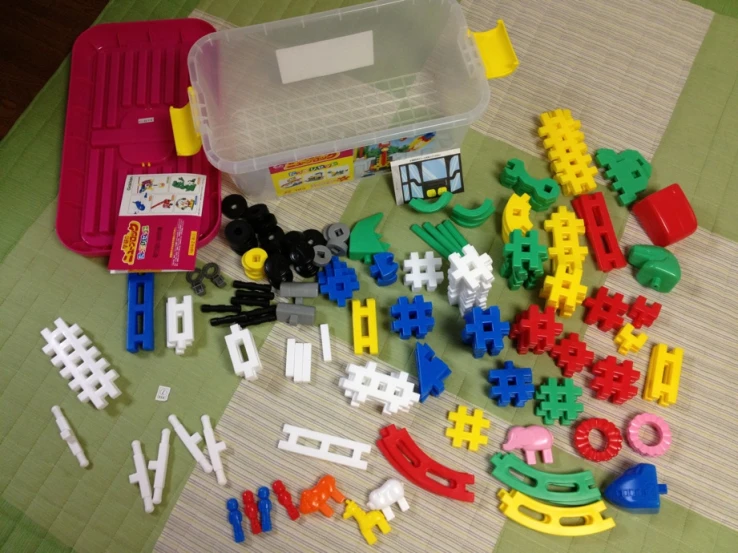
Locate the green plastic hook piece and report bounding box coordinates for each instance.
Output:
[450,199,495,228]
[500,159,558,211]
[408,191,454,214]
[627,245,681,293]
[349,213,390,263]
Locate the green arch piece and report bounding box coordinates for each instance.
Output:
[451,199,495,227]
[408,191,454,214]
[490,452,602,506]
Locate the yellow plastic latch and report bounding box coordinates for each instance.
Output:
[170,86,202,157]
[469,20,519,79]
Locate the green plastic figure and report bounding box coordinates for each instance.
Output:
[627,245,680,293]
[501,229,548,290]
[595,149,651,206]
[348,213,390,263]
[172,177,198,192]
[500,159,559,211]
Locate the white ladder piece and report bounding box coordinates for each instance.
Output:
[339,362,420,415]
[166,296,194,355]
[277,424,371,470]
[225,324,261,380]
[41,318,121,409]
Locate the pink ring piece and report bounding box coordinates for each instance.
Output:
[627,413,672,457]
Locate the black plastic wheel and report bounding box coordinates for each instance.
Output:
[224,219,258,254]
[264,253,294,289]
[221,194,248,220]
[303,228,327,248]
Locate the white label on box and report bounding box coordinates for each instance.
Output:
[276,30,374,85]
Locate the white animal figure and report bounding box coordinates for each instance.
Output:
[366,478,410,521]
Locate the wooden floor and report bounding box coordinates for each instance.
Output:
[0,0,109,139]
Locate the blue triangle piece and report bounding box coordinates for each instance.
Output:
[414,342,451,402]
[604,463,668,514]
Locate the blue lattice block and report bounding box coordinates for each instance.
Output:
[317,256,360,307]
[488,361,534,407]
[461,306,510,358]
[390,295,434,339]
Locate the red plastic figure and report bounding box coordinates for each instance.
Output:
[242,490,262,535]
[272,480,300,521]
[549,333,595,377]
[573,418,623,462]
[583,287,629,332]
[508,305,563,355]
[632,183,697,247]
[299,475,345,517]
[589,356,640,404]
[376,424,474,502]
[627,295,662,329]
[572,192,627,271]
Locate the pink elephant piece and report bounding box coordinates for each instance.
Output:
[502,425,554,465]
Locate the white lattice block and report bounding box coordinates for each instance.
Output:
[51,406,88,468]
[129,440,154,513]
[202,415,227,485]
[148,428,170,505]
[225,324,261,380]
[168,414,213,474]
[166,296,194,355]
[320,324,332,362]
[41,318,121,409]
[277,424,371,470]
[339,362,419,415]
[403,251,444,292]
[447,245,494,315]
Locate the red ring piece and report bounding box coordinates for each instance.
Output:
[573,418,622,462]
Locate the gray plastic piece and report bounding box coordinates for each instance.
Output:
[279,282,319,299]
[185,269,206,296]
[276,303,316,326]
[326,238,348,256]
[313,245,332,266]
[325,223,350,242]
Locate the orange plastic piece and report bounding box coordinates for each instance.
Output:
[299,475,345,517]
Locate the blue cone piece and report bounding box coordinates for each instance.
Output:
[604,463,668,514]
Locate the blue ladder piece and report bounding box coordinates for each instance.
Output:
[127,273,155,353]
[414,342,451,402]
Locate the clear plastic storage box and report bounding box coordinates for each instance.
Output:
[187,0,491,198]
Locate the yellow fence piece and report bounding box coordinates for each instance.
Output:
[643,343,683,406]
[497,489,615,536]
[351,299,379,355]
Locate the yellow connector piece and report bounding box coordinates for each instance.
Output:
[502,193,533,243]
[540,266,588,318]
[643,343,683,407]
[445,405,490,451]
[539,109,597,196]
[497,489,615,536]
[241,248,268,280]
[613,323,648,355]
[351,299,379,355]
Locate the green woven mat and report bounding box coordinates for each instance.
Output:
[1,0,738,551]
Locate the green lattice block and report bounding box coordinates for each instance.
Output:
[490,452,601,506]
[535,377,583,425]
[501,229,548,290]
[595,148,652,206]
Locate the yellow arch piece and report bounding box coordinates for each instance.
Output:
[497,489,615,536]
[469,20,519,79]
[502,193,533,243]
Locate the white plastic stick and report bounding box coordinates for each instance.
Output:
[168,414,212,473]
[166,296,194,355]
[277,424,371,470]
[148,428,170,504]
[286,338,296,378]
[129,440,154,513]
[302,343,312,383]
[320,324,332,362]
[293,343,303,382]
[201,415,227,486]
[51,406,89,468]
[225,324,261,380]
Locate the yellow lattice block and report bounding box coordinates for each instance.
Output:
[613,323,648,355]
[540,266,587,318]
[643,343,683,407]
[539,109,598,196]
[445,406,490,451]
[544,206,588,271]
[502,193,533,243]
[497,489,615,536]
[351,299,378,355]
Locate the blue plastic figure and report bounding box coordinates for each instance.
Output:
[317,256,360,307]
[126,273,155,353]
[369,252,399,286]
[604,463,668,514]
[414,342,451,402]
[488,361,535,407]
[257,486,273,532]
[390,295,435,339]
[461,306,510,358]
[226,498,245,543]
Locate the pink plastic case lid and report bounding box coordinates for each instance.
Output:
[58,18,221,256]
